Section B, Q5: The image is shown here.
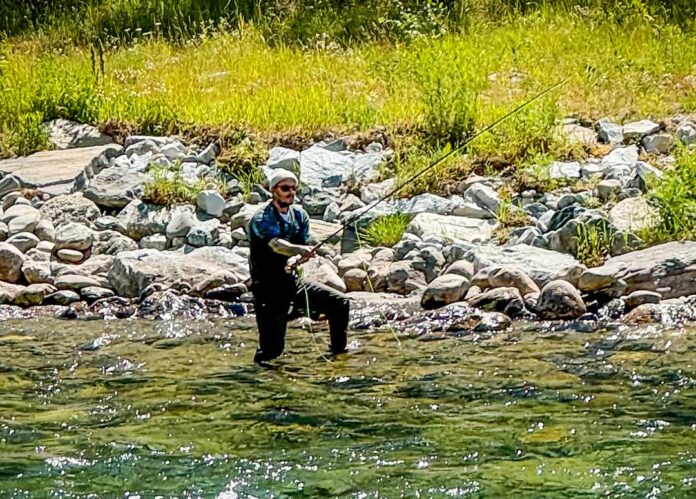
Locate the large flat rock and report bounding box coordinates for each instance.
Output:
[450,242,586,287]
[0,144,122,191]
[406,213,496,244]
[579,241,696,299]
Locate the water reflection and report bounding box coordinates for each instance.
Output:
[0,318,694,497]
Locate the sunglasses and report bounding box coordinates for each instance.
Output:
[277,184,297,192]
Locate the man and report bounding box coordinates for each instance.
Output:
[247,168,350,364]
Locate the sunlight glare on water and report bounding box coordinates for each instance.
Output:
[0,317,695,497]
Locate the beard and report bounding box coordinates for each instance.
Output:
[276,198,293,208]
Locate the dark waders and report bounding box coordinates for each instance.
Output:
[253,280,349,363]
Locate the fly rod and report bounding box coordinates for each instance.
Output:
[308,77,570,254]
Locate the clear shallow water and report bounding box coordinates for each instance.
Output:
[0,318,695,498]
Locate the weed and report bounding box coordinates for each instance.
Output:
[576,220,615,267]
[143,166,227,206]
[360,213,411,248]
[494,188,532,243]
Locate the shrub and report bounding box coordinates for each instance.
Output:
[360,213,411,248]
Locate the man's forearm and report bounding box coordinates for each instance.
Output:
[269,238,310,257]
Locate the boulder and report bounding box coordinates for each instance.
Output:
[597,119,624,145]
[642,133,674,154]
[54,274,102,291]
[600,146,639,178]
[549,161,581,180]
[449,242,585,287]
[467,287,525,317]
[140,233,168,250]
[386,261,426,295]
[116,200,171,241]
[34,219,55,242]
[623,290,661,309]
[45,290,81,306]
[488,266,540,296]
[0,243,25,282]
[166,205,196,239]
[81,286,115,302]
[0,222,7,241]
[535,280,586,319]
[337,249,373,276]
[92,230,139,255]
[461,183,500,214]
[197,190,225,217]
[54,222,93,251]
[8,214,39,236]
[411,246,446,283]
[84,167,148,208]
[559,124,597,146]
[609,197,657,233]
[597,179,622,201]
[0,175,21,197]
[39,193,101,227]
[187,219,221,247]
[108,247,250,298]
[22,258,52,284]
[301,257,346,293]
[43,119,113,149]
[56,249,85,264]
[578,241,696,299]
[406,213,496,244]
[397,193,454,216]
[343,268,368,292]
[13,283,56,307]
[1,204,41,225]
[7,232,40,253]
[623,120,660,141]
[676,123,696,145]
[421,274,470,310]
[442,260,474,281]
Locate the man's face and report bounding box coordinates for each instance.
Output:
[273,179,297,207]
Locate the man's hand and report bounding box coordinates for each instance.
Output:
[269,239,317,258]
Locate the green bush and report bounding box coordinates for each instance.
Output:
[360,213,412,248]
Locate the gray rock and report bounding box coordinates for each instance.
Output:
[196,143,218,164]
[197,190,225,217]
[597,119,624,145]
[140,233,168,250]
[547,211,610,255]
[165,205,196,239]
[386,261,426,295]
[34,219,55,242]
[108,247,250,298]
[549,161,581,179]
[301,257,346,293]
[451,198,495,219]
[92,230,139,255]
[559,124,597,146]
[56,248,85,264]
[36,241,54,253]
[303,191,340,217]
[623,120,660,141]
[642,133,674,154]
[600,145,639,178]
[535,280,586,319]
[580,162,607,178]
[467,287,525,317]
[45,290,80,306]
[443,260,474,281]
[461,183,500,214]
[393,233,422,259]
[7,232,40,253]
[84,167,148,209]
[125,139,160,158]
[54,222,93,251]
[337,249,373,276]
[411,247,446,283]
[43,119,112,149]
[597,179,622,201]
[627,161,664,192]
[124,135,171,149]
[0,175,22,197]
[421,274,470,310]
[54,274,102,291]
[40,193,101,227]
[1,204,41,225]
[343,268,368,292]
[623,290,661,310]
[488,266,540,296]
[406,213,495,244]
[0,243,25,282]
[397,193,454,216]
[13,283,56,307]
[265,147,301,171]
[187,219,221,247]
[322,202,341,222]
[676,122,696,145]
[22,258,52,284]
[81,286,115,302]
[8,214,39,236]
[609,197,657,232]
[451,242,585,287]
[578,241,696,298]
[361,178,395,204]
[228,203,259,231]
[340,194,365,213]
[557,192,590,210]
[117,200,171,241]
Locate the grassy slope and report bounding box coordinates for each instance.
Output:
[1,13,695,159]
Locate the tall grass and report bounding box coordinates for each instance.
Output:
[641,147,696,244]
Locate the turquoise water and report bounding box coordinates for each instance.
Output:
[0,318,695,497]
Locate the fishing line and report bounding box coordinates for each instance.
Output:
[308,78,570,254]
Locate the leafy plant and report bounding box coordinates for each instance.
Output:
[360,213,411,248]
[576,220,615,267]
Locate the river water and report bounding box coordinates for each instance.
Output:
[0,317,694,497]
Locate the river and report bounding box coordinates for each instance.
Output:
[1,318,694,497]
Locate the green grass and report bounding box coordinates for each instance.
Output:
[494,188,532,243]
[576,220,615,267]
[640,147,696,244]
[360,214,412,248]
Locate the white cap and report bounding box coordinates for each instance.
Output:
[269,168,298,190]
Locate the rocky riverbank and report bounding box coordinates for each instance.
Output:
[0,117,694,332]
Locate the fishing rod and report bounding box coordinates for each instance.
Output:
[307,77,570,254]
